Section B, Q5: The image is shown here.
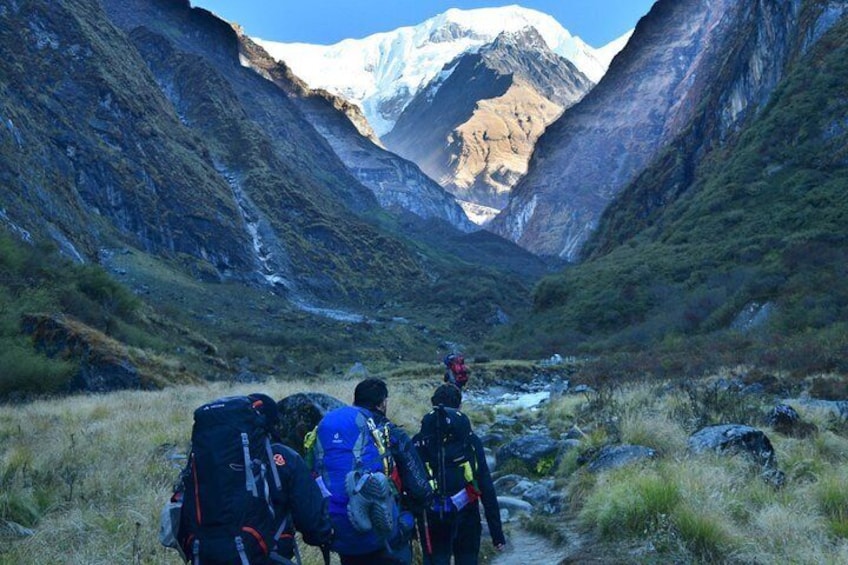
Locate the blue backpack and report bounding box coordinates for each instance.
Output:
[309,406,398,555]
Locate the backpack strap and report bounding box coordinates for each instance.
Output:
[266,438,282,490]
[235,536,250,565]
[241,433,258,496]
[351,411,373,468]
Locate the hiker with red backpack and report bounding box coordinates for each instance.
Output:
[414,384,506,565]
[161,393,333,565]
[307,378,432,565]
[443,353,470,389]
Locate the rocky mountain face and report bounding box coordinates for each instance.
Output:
[491,0,837,260]
[382,28,593,215]
[236,34,474,232]
[584,0,848,259]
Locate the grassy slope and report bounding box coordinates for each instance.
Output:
[491,16,848,365]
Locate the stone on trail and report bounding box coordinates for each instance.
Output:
[496,433,561,472]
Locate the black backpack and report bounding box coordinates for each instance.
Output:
[178,395,285,564]
[415,406,479,512]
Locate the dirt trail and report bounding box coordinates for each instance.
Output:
[491,526,571,564]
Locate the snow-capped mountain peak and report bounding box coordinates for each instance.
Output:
[255,5,630,136]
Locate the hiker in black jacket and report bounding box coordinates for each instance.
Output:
[414,384,506,565]
[172,393,332,564]
[265,440,334,561]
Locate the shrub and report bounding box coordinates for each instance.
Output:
[0,340,77,397]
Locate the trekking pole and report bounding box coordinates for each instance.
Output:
[436,405,446,520]
[320,543,331,565]
[421,511,433,556]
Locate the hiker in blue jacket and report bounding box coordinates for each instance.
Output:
[310,378,432,565]
[414,384,506,565]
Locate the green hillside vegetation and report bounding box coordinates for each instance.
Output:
[494,17,848,370]
[0,232,214,398]
[0,225,538,399]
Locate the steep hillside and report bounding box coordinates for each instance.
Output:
[495,5,848,358]
[491,0,818,260]
[383,28,593,211]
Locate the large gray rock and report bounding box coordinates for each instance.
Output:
[586,444,657,473]
[276,392,345,454]
[496,434,561,474]
[687,424,779,472]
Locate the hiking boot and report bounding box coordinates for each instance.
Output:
[345,471,372,533]
[362,472,394,537]
[345,471,395,536]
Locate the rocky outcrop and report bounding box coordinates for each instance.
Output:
[585,444,658,473]
[384,27,593,213]
[20,314,192,392]
[688,424,784,486]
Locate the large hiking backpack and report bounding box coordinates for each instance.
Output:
[308,405,398,555]
[415,406,480,514]
[443,354,469,388]
[178,395,285,565]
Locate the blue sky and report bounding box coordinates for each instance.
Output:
[191,1,656,48]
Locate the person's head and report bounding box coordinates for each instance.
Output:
[354,378,389,412]
[431,383,462,409]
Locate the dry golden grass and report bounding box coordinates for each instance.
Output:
[0,374,437,565]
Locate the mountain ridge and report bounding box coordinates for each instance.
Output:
[256,5,628,136]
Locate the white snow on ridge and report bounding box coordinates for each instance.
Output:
[255,5,631,136]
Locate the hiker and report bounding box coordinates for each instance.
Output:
[307,378,433,565]
[165,393,332,564]
[443,353,470,389]
[414,384,505,565]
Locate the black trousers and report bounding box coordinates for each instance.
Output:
[420,505,482,565]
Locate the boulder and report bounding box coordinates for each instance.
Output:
[687,424,782,481]
[586,444,658,473]
[767,403,817,438]
[276,392,345,454]
[522,481,555,507]
[496,434,561,474]
[496,495,534,517]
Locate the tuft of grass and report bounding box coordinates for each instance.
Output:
[579,468,680,538]
[815,473,848,538]
[673,505,737,562]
